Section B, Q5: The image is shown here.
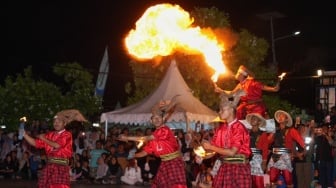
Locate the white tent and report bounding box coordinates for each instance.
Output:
[100,60,217,131]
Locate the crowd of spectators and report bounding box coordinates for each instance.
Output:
[0,104,335,187]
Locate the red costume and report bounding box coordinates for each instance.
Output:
[35,129,73,188]
[268,127,305,186]
[210,119,252,188]
[255,132,273,165]
[236,77,266,120]
[143,125,187,188]
[250,130,273,188]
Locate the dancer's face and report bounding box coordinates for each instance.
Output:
[219,106,233,120]
[151,115,163,127]
[53,118,66,131]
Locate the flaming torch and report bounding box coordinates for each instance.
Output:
[193,145,215,159]
[124,3,227,82]
[18,116,27,140]
[278,72,286,81]
[137,140,144,149]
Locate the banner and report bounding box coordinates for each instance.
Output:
[95,46,109,97]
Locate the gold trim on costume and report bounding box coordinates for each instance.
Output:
[160,151,181,161]
[47,157,69,166]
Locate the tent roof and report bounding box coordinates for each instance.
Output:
[100,60,217,125]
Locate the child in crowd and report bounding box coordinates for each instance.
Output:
[102,156,122,184]
[94,156,109,183]
[70,160,82,182]
[120,158,143,185]
[192,163,213,188]
[80,160,91,182]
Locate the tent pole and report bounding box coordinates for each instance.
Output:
[105,120,108,140]
[184,113,189,132]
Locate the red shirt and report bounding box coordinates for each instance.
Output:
[35,129,73,158]
[143,125,179,156]
[239,78,263,102]
[256,132,273,160]
[284,128,305,149]
[211,119,251,158]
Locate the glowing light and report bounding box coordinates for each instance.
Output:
[193,145,215,159]
[278,72,286,81]
[137,140,144,149]
[20,116,27,122]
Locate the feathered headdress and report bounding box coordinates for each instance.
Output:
[219,89,245,109]
[151,95,180,121]
[54,109,87,125]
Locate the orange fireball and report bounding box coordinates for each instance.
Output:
[125,3,227,82]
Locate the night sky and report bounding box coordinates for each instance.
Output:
[6,0,336,111]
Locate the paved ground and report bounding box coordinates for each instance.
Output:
[0,180,151,188]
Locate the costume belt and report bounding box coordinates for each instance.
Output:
[221,154,248,164]
[160,151,181,161]
[241,99,263,105]
[47,157,69,166]
[251,148,262,155]
[272,148,291,155]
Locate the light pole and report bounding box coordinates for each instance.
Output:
[257,11,301,70]
[272,30,301,68]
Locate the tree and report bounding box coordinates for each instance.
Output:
[0,63,103,131]
[125,6,296,116]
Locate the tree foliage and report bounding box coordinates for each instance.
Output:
[125,6,296,117]
[0,63,103,131]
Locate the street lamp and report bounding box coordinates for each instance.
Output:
[272,30,301,68]
[274,31,301,41]
[257,12,301,70]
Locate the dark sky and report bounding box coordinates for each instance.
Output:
[6,0,336,111]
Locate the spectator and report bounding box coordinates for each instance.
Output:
[74,132,87,155]
[314,103,327,126]
[89,140,107,178]
[103,156,122,184]
[330,106,336,127]
[191,163,213,188]
[70,160,82,182]
[293,123,313,188]
[120,158,143,185]
[80,159,91,182]
[314,123,333,188]
[2,154,16,179]
[94,156,109,183]
[81,149,89,162]
[16,151,30,180]
[29,152,40,180]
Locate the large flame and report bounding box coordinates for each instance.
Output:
[125,3,226,82]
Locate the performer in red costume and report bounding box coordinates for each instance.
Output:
[202,91,252,188]
[267,110,305,188]
[245,113,274,188]
[119,96,187,188]
[215,65,280,120]
[22,109,87,188]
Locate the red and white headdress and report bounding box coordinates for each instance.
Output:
[151,95,180,121]
[54,109,87,125]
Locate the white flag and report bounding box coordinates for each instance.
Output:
[95,46,109,97]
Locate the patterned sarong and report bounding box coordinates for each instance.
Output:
[151,157,187,188]
[213,162,251,188]
[38,163,70,188]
